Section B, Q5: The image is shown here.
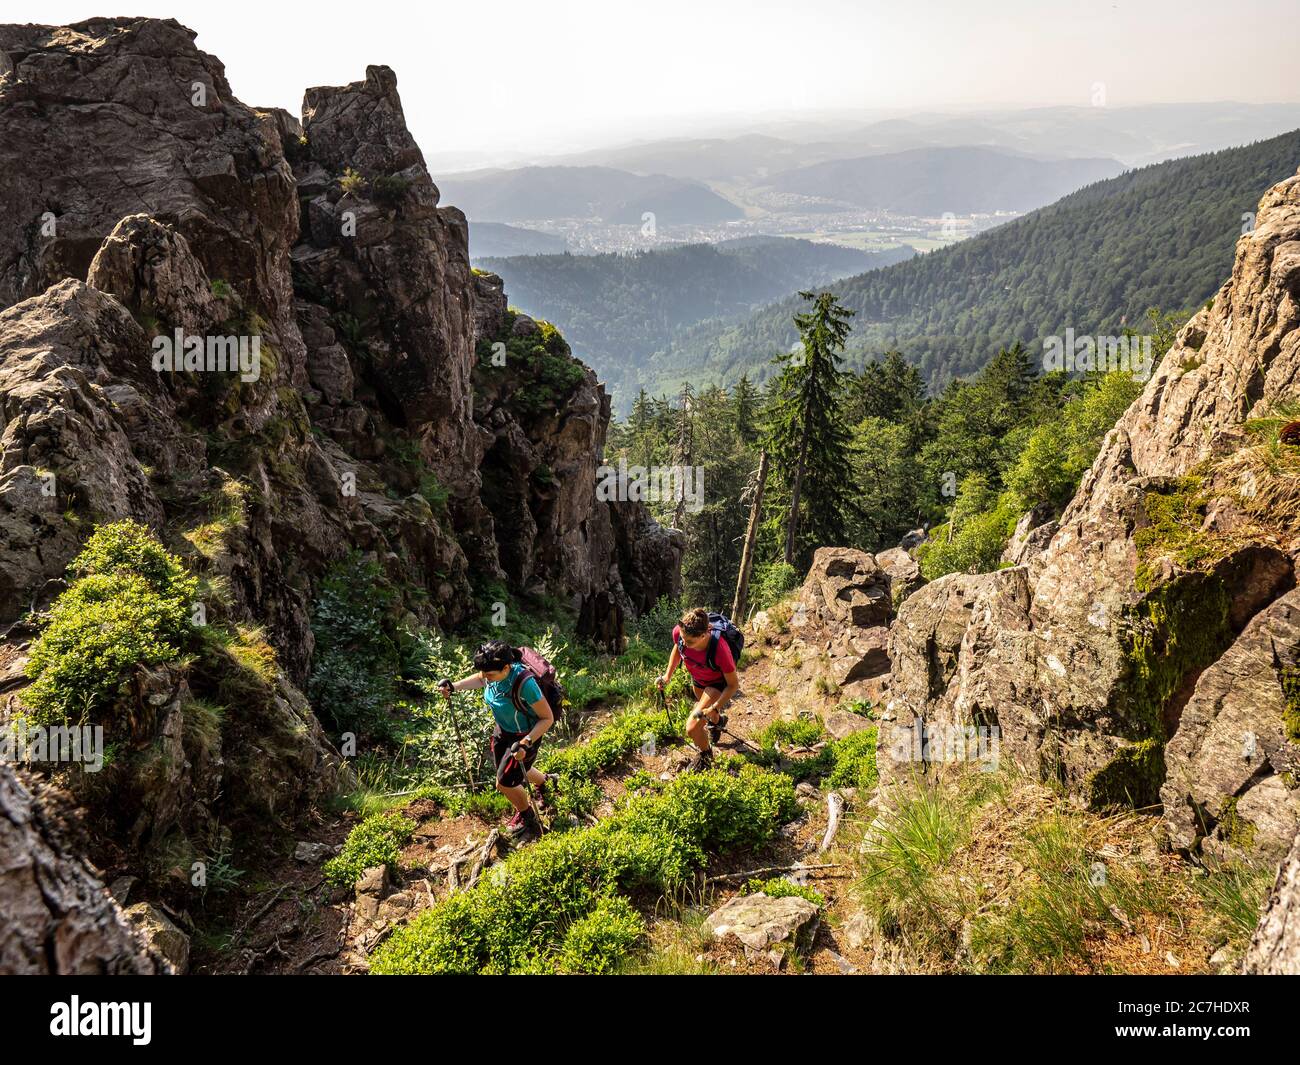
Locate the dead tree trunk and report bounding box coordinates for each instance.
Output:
[732,449,770,621]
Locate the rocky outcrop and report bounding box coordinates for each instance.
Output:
[704,892,820,968]
[759,546,920,715]
[1161,590,1300,862]
[0,763,164,973]
[1244,827,1300,974]
[875,168,1300,851]
[279,59,680,631]
[0,16,680,657]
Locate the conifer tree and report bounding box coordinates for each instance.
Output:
[766,291,856,567]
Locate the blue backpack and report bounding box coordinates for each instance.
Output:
[676,612,745,673]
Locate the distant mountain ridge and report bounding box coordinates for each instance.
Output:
[762,146,1123,214]
[645,129,1300,393]
[438,164,742,225]
[549,102,1300,181]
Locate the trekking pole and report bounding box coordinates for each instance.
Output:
[717,723,764,756]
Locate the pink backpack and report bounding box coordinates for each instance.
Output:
[508,646,566,722]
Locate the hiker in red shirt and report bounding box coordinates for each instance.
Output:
[657,607,741,769]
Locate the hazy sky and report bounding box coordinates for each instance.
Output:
[27,0,1300,158]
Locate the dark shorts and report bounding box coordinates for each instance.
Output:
[491,729,540,788]
[690,676,727,694]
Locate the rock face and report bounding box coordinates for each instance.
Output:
[0,764,164,974]
[0,16,680,654]
[1244,827,1300,974]
[876,167,1300,858]
[1161,590,1300,863]
[759,546,921,715]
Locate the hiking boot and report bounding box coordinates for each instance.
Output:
[506,809,525,834]
[707,713,728,746]
[509,806,544,843]
[689,747,714,773]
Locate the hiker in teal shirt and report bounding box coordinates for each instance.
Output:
[438,640,554,841]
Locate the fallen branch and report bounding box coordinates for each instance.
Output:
[466,828,500,889]
[706,862,845,885]
[232,885,288,946]
[819,791,844,853]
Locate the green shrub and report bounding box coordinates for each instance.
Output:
[339,167,365,195]
[323,811,416,887]
[308,554,401,738]
[918,476,1023,580]
[555,894,645,973]
[369,765,796,974]
[751,561,801,610]
[826,727,879,791]
[372,173,409,207]
[418,471,450,512]
[746,876,824,907]
[759,717,825,749]
[541,707,677,783]
[24,521,198,725]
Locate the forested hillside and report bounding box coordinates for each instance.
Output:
[483,238,912,410]
[650,130,1300,392]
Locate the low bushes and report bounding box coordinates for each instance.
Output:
[369,764,797,974]
[323,812,417,887]
[746,876,824,908]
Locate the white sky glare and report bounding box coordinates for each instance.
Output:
[22,0,1300,159]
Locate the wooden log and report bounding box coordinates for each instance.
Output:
[706,862,844,885]
[820,791,844,853]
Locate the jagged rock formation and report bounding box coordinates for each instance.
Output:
[0,17,681,971]
[755,547,922,716]
[0,763,164,973]
[878,169,1300,870]
[0,17,679,661]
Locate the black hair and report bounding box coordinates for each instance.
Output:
[473,640,518,673]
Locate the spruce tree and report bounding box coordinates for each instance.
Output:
[731,373,760,444]
[766,291,857,567]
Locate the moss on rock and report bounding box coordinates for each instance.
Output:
[1123,572,1232,739]
[1085,738,1166,810]
[1282,666,1300,743]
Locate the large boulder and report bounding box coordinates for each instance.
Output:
[124,902,190,974]
[875,546,925,606]
[801,547,893,629]
[762,548,896,714]
[1161,589,1300,862]
[705,893,820,967]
